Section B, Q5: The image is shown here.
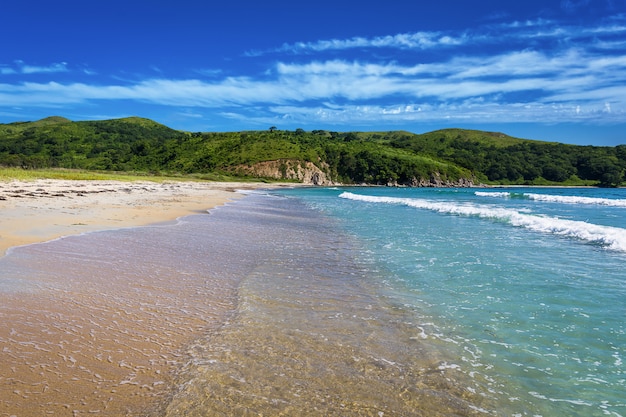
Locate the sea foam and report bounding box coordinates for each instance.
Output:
[475,191,626,207]
[340,192,626,253]
[524,193,626,207]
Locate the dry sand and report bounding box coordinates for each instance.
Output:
[0,179,288,416]
[0,179,276,256]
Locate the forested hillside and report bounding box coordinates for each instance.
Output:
[0,117,624,187]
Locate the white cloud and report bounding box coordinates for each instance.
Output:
[263,98,624,126]
[2,14,625,128]
[20,62,69,74]
[265,31,470,55]
[547,85,626,102]
[194,68,223,77]
[448,50,584,79]
[1,61,70,75]
[1,45,624,124]
[249,16,626,58]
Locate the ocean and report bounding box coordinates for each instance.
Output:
[1,186,625,416]
[264,186,626,416]
[165,185,626,416]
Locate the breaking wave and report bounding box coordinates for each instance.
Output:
[340,192,626,253]
[475,191,626,207]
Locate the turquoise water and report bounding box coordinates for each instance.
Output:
[268,186,626,416]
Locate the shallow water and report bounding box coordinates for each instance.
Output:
[164,193,494,416]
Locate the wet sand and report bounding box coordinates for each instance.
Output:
[0,179,284,416]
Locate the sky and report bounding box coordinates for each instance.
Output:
[1,0,626,146]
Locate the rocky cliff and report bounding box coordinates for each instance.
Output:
[401,172,478,188]
[231,160,335,185]
[232,160,480,187]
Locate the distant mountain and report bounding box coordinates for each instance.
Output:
[0,117,624,186]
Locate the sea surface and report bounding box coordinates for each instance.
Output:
[165,185,626,416]
[1,186,625,416]
[255,186,626,417]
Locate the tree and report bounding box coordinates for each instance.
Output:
[541,162,574,182]
[594,158,624,187]
[343,132,359,142]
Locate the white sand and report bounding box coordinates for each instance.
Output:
[0,179,280,256]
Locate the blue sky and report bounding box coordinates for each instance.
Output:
[1,0,625,145]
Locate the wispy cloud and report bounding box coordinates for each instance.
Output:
[2,16,625,128]
[1,42,624,125]
[1,61,69,75]
[21,62,68,74]
[248,17,626,57]
[270,31,468,54]
[194,68,223,77]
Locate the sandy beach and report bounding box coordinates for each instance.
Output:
[0,179,276,257]
[0,179,285,416]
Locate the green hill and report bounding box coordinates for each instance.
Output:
[0,117,624,187]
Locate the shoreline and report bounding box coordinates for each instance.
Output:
[1,181,521,415]
[0,179,290,257]
[0,178,293,416]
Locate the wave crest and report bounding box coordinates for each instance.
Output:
[475,191,626,207]
[340,192,626,253]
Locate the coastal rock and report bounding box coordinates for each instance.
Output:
[402,174,478,188]
[231,159,335,185]
[230,160,481,187]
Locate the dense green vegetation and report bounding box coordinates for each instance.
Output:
[388,129,626,187]
[1,116,624,186]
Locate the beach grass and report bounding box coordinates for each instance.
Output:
[0,167,273,183]
[0,167,153,182]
